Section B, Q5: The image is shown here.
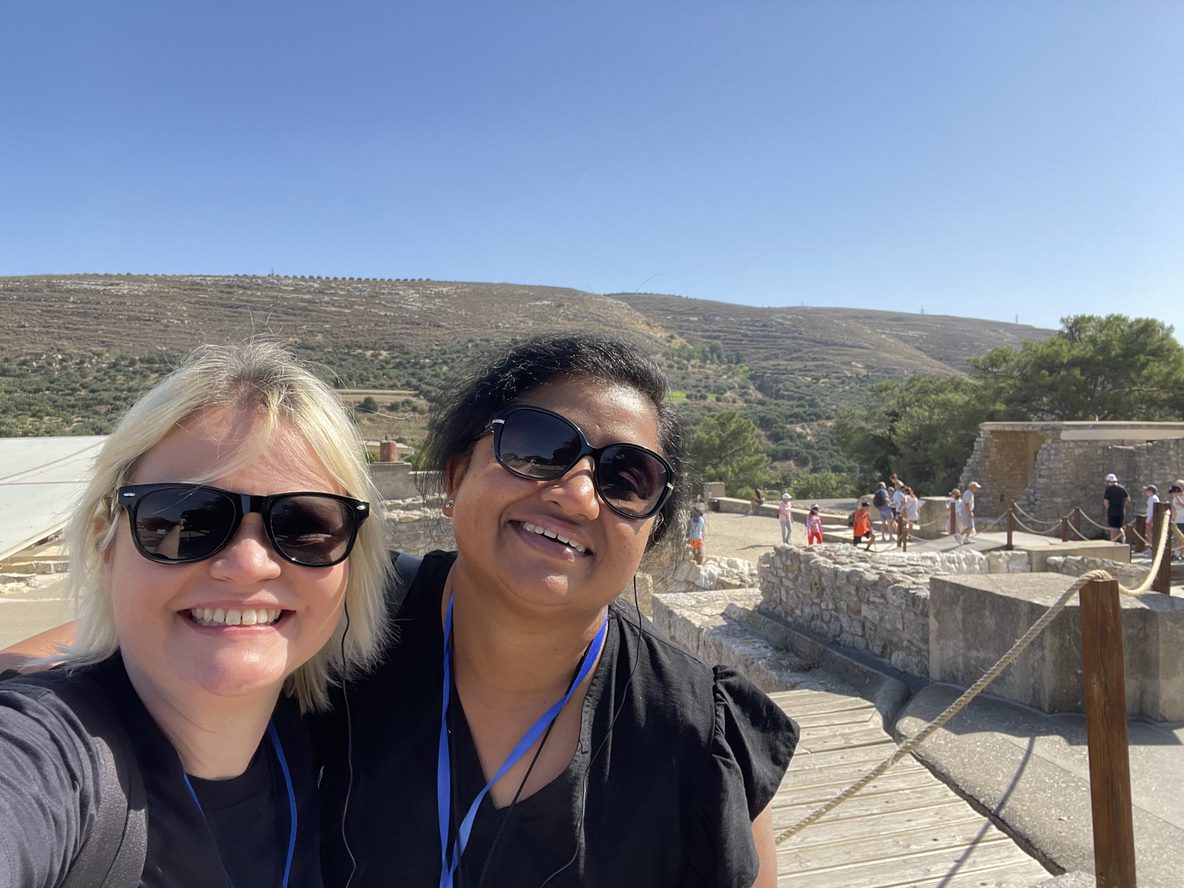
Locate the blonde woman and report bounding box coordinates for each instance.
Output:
[0,342,392,886]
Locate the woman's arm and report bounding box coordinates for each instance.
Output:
[0,621,76,672]
[751,803,777,888]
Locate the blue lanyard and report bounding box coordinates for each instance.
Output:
[181,720,298,888]
[436,594,607,888]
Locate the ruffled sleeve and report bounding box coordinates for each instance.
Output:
[685,666,798,886]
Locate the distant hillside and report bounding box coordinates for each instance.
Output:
[0,276,1052,475]
[606,293,1052,400]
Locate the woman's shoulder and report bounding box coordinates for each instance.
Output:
[0,661,131,885]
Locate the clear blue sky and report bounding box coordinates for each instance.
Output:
[3,1,1180,336]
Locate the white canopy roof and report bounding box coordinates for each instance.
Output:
[0,436,106,562]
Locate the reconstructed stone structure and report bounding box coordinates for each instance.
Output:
[959,421,1184,525]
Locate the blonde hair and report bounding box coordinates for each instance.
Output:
[61,341,393,712]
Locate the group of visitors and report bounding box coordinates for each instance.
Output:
[870,480,926,546]
[1104,472,1184,558]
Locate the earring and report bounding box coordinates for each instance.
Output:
[443,499,455,516]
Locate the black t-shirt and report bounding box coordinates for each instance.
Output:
[1104,484,1129,517]
[313,551,798,888]
[0,655,322,887]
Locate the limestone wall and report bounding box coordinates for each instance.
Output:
[960,425,1184,527]
[757,545,1030,677]
[384,496,455,555]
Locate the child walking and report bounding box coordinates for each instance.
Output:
[806,503,824,545]
[687,504,708,564]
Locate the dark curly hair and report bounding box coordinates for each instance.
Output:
[421,333,687,549]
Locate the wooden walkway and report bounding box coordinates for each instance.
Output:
[769,687,1053,887]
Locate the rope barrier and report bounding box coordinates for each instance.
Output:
[1010,514,1061,537]
[1079,512,1110,531]
[1010,503,1061,529]
[774,516,1173,846]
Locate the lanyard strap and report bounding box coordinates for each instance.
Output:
[436,595,607,888]
[181,720,298,888]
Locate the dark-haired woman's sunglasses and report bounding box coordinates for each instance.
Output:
[487,405,674,520]
[116,483,369,567]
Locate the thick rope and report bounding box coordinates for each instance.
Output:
[1010,503,1061,528]
[774,519,1173,846]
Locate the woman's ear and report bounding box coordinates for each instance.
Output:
[444,454,471,498]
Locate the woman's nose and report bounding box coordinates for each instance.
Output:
[542,457,601,519]
[208,516,284,581]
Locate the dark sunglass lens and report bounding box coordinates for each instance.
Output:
[596,446,668,516]
[498,410,580,480]
[135,488,235,561]
[270,495,354,565]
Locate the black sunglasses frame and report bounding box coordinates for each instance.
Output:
[115,483,370,567]
[486,405,675,520]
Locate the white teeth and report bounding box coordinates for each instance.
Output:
[520,522,587,554]
[189,607,282,627]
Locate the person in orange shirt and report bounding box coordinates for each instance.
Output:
[851,500,874,550]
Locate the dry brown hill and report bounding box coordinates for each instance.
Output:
[0,275,1052,440]
[606,292,1051,398]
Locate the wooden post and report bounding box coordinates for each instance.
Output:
[1006,503,1016,550]
[1154,501,1172,594]
[1079,577,1137,887]
[901,518,909,552]
[1061,516,1070,543]
[1074,506,1083,541]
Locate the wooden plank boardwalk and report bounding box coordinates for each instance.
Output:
[769,687,1053,887]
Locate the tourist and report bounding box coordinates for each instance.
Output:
[891,483,908,542]
[313,333,798,887]
[872,482,895,542]
[778,491,793,544]
[806,503,824,545]
[0,342,393,886]
[851,500,875,551]
[1171,481,1184,559]
[1145,484,1162,552]
[688,503,708,564]
[746,487,766,515]
[1103,472,1129,543]
[961,481,981,539]
[897,486,920,547]
[948,488,963,543]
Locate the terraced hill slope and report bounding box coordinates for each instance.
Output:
[0,275,1051,442]
[607,292,1051,398]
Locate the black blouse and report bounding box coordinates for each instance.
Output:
[314,551,798,888]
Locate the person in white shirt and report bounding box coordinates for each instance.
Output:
[961,481,981,539]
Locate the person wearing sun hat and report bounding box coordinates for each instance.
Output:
[778,492,793,544]
[1102,472,1129,543]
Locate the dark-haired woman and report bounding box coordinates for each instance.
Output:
[315,334,798,887]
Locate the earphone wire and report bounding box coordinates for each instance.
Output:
[536,575,646,888]
[338,596,359,888]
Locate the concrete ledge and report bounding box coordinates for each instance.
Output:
[1027,540,1130,571]
[651,590,811,693]
[929,573,1184,720]
[713,496,780,518]
[897,684,1184,888]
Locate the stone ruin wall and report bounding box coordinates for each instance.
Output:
[958,428,1048,517]
[960,429,1184,529]
[756,546,1029,677]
